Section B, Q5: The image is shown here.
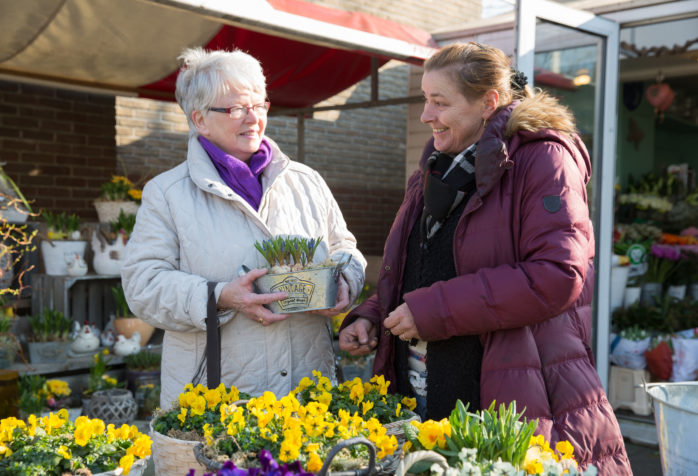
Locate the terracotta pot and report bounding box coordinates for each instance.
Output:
[113,317,154,347]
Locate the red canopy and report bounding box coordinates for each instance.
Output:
[138,0,438,107]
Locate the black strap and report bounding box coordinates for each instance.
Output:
[205,281,221,388]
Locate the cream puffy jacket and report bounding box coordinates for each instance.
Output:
[121,136,366,408]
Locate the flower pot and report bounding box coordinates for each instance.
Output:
[91,232,127,275]
[610,266,630,311]
[94,200,139,223]
[254,266,339,313]
[40,240,87,276]
[667,284,687,301]
[27,341,67,364]
[689,283,698,302]
[150,419,207,476]
[641,282,663,306]
[113,317,155,347]
[85,389,138,426]
[93,457,149,476]
[624,286,642,307]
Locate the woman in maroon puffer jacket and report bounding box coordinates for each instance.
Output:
[339,42,631,475]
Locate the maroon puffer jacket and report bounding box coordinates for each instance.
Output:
[344,100,631,475]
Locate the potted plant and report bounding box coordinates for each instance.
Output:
[0,163,33,224]
[94,175,142,223]
[642,243,681,305]
[0,409,152,475]
[26,308,72,364]
[18,374,81,421]
[39,210,87,276]
[111,284,155,347]
[91,210,136,275]
[124,349,161,392]
[252,236,350,313]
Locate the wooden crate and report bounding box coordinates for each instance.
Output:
[31,273,121,330]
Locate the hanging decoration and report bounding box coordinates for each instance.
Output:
[645,72,674,122]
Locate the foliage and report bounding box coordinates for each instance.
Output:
[0,411,151,475]
[612,295,698,334]
[613,223,661,256]
[40,210,81,240]
[187,449,312,476]
[28,308,71,342]
[254,236,323,270]
[111,284,133,317]
[295,371,416,424]
[403,400,591,476]
[124,350,161,371]
[98,175,142,203]
[618,325,650,342]
[111,210,137,237]
[0,164,33,215]
[644,244,681,283]
[18,375,72,417]
[84,350,123,396]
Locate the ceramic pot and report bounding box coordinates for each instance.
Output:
[40,240,87,276]
[113,317,155,347]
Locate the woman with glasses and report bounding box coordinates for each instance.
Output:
[122,48,366,408]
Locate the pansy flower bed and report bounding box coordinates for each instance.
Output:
[0,409,151,475]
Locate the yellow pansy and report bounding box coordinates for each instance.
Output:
[119,453,135,475]
[306,452,323,472]
[401,396,417,411]
[362,400,374,415]
[57,445,71,459]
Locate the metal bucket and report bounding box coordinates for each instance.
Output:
[255,266,339,313]
[645,382,698,475]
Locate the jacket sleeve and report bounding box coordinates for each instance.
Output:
[121,179,223,333]
[405,140,593,341]
[313,170,367,304]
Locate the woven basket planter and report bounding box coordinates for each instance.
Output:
[93,457,149,476]
[93,200,140,223]
[84,389,137,426]
[149,419,208,476]
[383,410,420,444]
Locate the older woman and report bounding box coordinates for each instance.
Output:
[339,42,631,474]
[122,48,366,407]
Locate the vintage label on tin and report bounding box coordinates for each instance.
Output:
[271,275,315,310]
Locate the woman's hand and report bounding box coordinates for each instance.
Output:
[218,267,290,326]
[384,302,421,341]
[338,317,377,356]
[309,277,350,317]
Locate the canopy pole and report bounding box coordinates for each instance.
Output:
[371,57,379,102]
[297,114,305,163]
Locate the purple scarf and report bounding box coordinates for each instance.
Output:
[198,136,272,210]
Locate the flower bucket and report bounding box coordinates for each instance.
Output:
[94,200,140,223]
[40,240,87,276]
[254,266,339,313]
[150,420,207,476]
[645,382,698,475]
[610,266,629,312]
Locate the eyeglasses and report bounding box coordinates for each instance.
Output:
[208,102,270,119]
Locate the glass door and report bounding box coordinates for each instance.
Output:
[516,0,620,389]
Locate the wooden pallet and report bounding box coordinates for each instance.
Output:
[30,273,121,330]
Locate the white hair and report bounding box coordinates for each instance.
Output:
[175,47,267,137]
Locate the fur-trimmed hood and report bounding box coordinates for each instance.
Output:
[475,95,592,199]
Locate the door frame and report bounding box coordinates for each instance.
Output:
[515,0,620,389]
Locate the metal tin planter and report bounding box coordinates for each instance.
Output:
[27,341,67,364]
[255,266,339,313]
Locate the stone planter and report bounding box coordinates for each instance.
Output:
[113,317,155,347]
[84,389,137,426]
[93,200,139,224]
[40,240,87,276]
[27,340,67,364]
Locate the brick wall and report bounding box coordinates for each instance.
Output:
[0,80,116,220]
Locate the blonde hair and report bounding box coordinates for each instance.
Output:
[425,42,530,106]
[425,42,577,136]
[175,48,267,137]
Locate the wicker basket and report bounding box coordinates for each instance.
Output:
[93,457,149,476]
[384,410,421,444]
[150,420,207,476]
[395,450,448,476]
[93,200,139,223]
[84,389,137,426]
